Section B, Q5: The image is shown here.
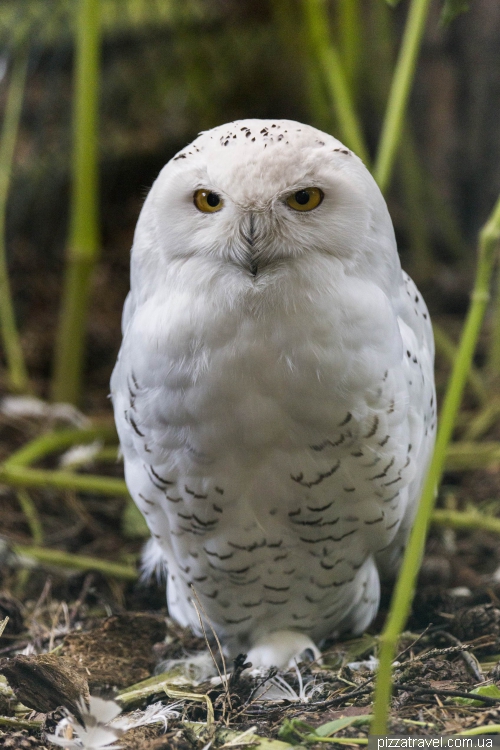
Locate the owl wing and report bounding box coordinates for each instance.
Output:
[375,270,436,576]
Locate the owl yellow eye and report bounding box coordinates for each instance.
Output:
[194,189,223,213]
[286,187,324,212]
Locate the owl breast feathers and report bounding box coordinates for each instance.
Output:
[111,118,435,669]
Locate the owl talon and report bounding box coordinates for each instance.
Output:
[246,630,321,669]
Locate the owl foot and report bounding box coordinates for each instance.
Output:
[246,630,321,669]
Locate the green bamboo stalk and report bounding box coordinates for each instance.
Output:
[17,489,43,543]
[2,424,117,468]
[463,398,500,441]
[432,323,487,405]
[337,0,361,93]
[371,192,500,734]
[432,508,500,535]
[445,441,500,471]
[373,0,432,192]
[51,0,100,405]
[301,0,370,164]
[271,0,333,133]
[0,464,128,496]
[399,130,435,280]
[13,544,137,579]
[487,269,500,377]
[0,48,30,393]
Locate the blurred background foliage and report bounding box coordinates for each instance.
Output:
[0,0,500,408]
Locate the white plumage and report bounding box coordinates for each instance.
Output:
[111,119,435,668]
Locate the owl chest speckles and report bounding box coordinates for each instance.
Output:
[117,302,422,649]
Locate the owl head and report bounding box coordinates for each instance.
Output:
[131,119,400,297]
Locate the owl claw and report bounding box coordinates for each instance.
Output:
[246,630,322,669]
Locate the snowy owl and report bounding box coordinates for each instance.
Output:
[111,119,435,669]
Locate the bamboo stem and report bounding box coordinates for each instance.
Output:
[51,0,100,405]
[0,47,30,393]
[371,192,500,735]
[14,544,137,580]
[301,0,370,164]
[433,323,487,405]
[445,441,500,470]
[373,0,432,192]
[432,509,500,536]
[487,268,500,377]
[462,398,500,441]
[17,489,44,544]
[2,424,117,468]
[0,464,128,496]
[337,0,361,94]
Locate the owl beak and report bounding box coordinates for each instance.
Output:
[240,212,259,277]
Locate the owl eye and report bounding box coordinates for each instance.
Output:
[286,187,324,212]
[194,189,223,213]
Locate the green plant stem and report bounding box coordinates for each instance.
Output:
[371,192,500,735]
[0,716,42,729]
[17,489,43,543]
[487,268,500,377]
[373,0,432,192]
[337,0,361,93]
[432,509,500,536]
[301,0,369,163]
[432,323,487,405]
[271,0,333,133]
[399,129,435,280]
[51,0,100,405]
[0,47,30,393]
[2,424,117,468]
[445,441,500,470]
[463,398,500,441]
[13,544,137,579]
[0,464,128,496]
